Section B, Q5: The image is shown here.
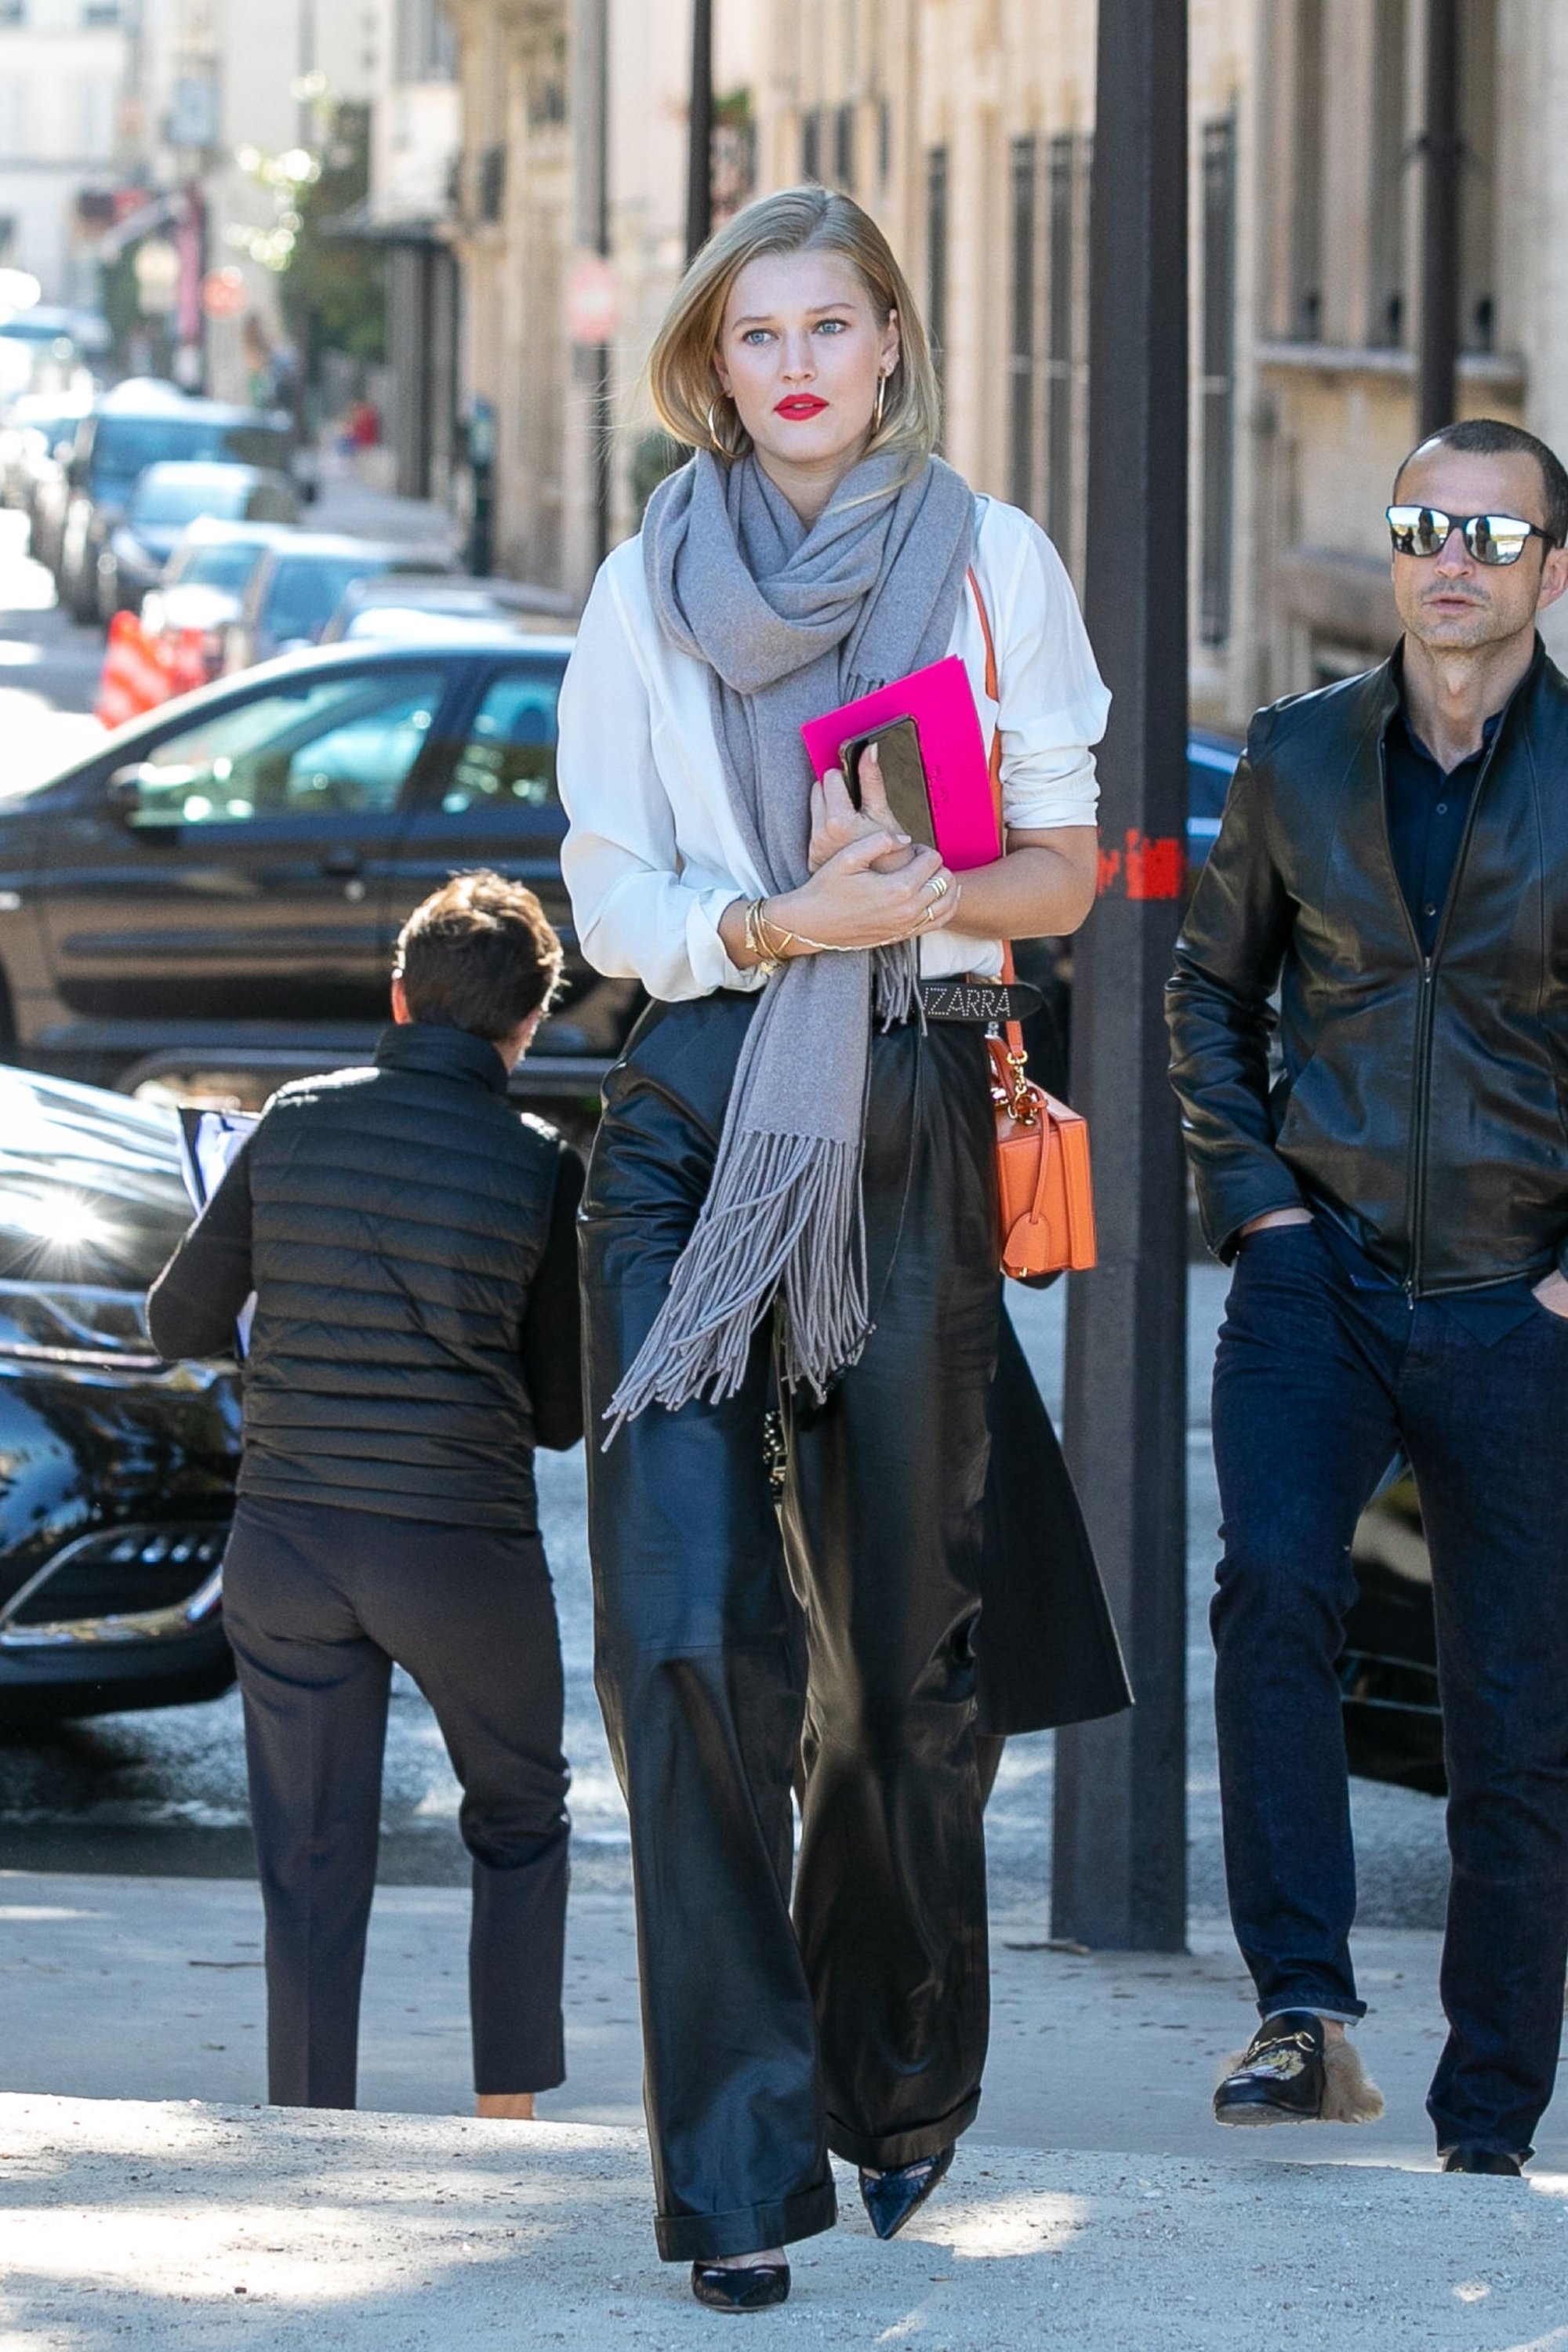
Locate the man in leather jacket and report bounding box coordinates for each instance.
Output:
[149,873,583,2118]
[1167,419,1568,2173]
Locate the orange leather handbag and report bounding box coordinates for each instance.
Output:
[968,569,1098,1282]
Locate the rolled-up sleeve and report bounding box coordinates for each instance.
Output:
[993,517,1109,833]
[557,561,758,1001]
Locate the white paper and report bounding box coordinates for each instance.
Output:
[175,1108,260,1356]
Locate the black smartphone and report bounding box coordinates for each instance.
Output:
[841,716,937,850]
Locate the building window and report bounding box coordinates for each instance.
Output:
[82,0,120,21]
[396,0,456,82]
[801,107,822,183]
[1367,0,1406,346]
[712,92,757,228]
[1200,115,1237,648]
[1290,0,1325,339]
[877,96,891,186]
[834,101,855,192]
[1044,131,1078,554]
[0,2,24,22]
[1007,136,1036,514]
[476,143,506,224]
[79,75,114,158]
[926,145,949,397]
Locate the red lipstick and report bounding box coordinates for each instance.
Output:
[775,395,828,419]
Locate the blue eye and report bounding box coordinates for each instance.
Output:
[815,318,848,335]
[742,328,773,344]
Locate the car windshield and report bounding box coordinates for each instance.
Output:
[169,539,269,591]
[263,555,390,644]
[0,1070,191,1289]
[93,416,291,494]
[129,474,254,527]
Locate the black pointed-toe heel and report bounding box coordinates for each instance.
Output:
[858,2144,954,2241]
[690,2260,791,2311]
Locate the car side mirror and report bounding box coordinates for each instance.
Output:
[107,764,182,829]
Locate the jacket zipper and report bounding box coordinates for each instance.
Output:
[1385,716,1507,1297]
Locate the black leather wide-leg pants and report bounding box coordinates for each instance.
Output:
[581,993,998,2262]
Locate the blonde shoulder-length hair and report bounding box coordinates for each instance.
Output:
[648,184,941,472]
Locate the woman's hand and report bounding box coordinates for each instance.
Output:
[808,749,916,874]
[770,833,961,953]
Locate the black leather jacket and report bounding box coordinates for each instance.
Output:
[1167,639,1568,1291]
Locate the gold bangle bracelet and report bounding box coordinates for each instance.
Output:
[743,897,784,973]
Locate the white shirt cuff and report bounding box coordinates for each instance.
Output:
[687,884,765,994]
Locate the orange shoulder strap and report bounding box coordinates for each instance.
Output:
[965,564,1018,1000]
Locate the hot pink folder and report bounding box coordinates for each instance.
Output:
[800,655,1000,872]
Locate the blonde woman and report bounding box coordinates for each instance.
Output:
[557,186,1107,2310]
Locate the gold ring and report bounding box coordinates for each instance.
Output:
[922,900,940,923]
[927,873,949,902]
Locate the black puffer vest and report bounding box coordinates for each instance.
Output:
[240,1023,567,1527]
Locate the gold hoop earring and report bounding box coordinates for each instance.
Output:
[873,372,888,434]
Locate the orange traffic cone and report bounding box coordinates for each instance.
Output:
[95,610,175,728]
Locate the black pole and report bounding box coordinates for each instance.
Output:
[1054,0,1189,1953]
[686,0,713,264]
[1418,0,1461,440]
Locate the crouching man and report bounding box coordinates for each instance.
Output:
[1168,420,1568,2176]
[149,872,584,2118]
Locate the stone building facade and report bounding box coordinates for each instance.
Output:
[755,0,1568,726]
[439,2,1568,712]
[444,0,760,597]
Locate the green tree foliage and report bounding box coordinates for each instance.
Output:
[279,103,386,366]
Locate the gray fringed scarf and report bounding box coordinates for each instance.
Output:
[607,445,975,1428]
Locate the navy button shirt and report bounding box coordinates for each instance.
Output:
[1383,704,1503,960]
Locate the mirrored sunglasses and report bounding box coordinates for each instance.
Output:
[1386,504,1554,566]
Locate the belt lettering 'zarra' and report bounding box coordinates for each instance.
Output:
[916,979,1044,1025]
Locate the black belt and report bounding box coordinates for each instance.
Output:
[917,977,1042,1025]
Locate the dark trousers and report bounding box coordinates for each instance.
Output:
[222,1496,570,2111]
[1211,1222,1568,2157]
[582,996,997,2262]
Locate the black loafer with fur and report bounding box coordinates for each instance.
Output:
[1214,2010,1385,2126]
[1442,2147,1525,2176]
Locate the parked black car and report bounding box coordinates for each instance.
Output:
[0,637,636,1111]
[53,383,297,623]
[223,535,458,670]
[0,1064,239,1723]
[96,460,302,620]
[321,572,576,644]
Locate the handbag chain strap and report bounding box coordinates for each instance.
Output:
[965,566,1036,1124]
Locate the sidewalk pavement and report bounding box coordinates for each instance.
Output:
[5,1864,1568,2352]
[7,1871,1567,2173]
[309,453,457,556]
[1,2087,1564,2349]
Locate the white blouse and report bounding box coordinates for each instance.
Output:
[556,493,1109,998]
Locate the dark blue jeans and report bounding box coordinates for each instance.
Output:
[1211,1221,1568,2157]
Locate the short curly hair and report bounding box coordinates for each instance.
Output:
[394,870,564,1040]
